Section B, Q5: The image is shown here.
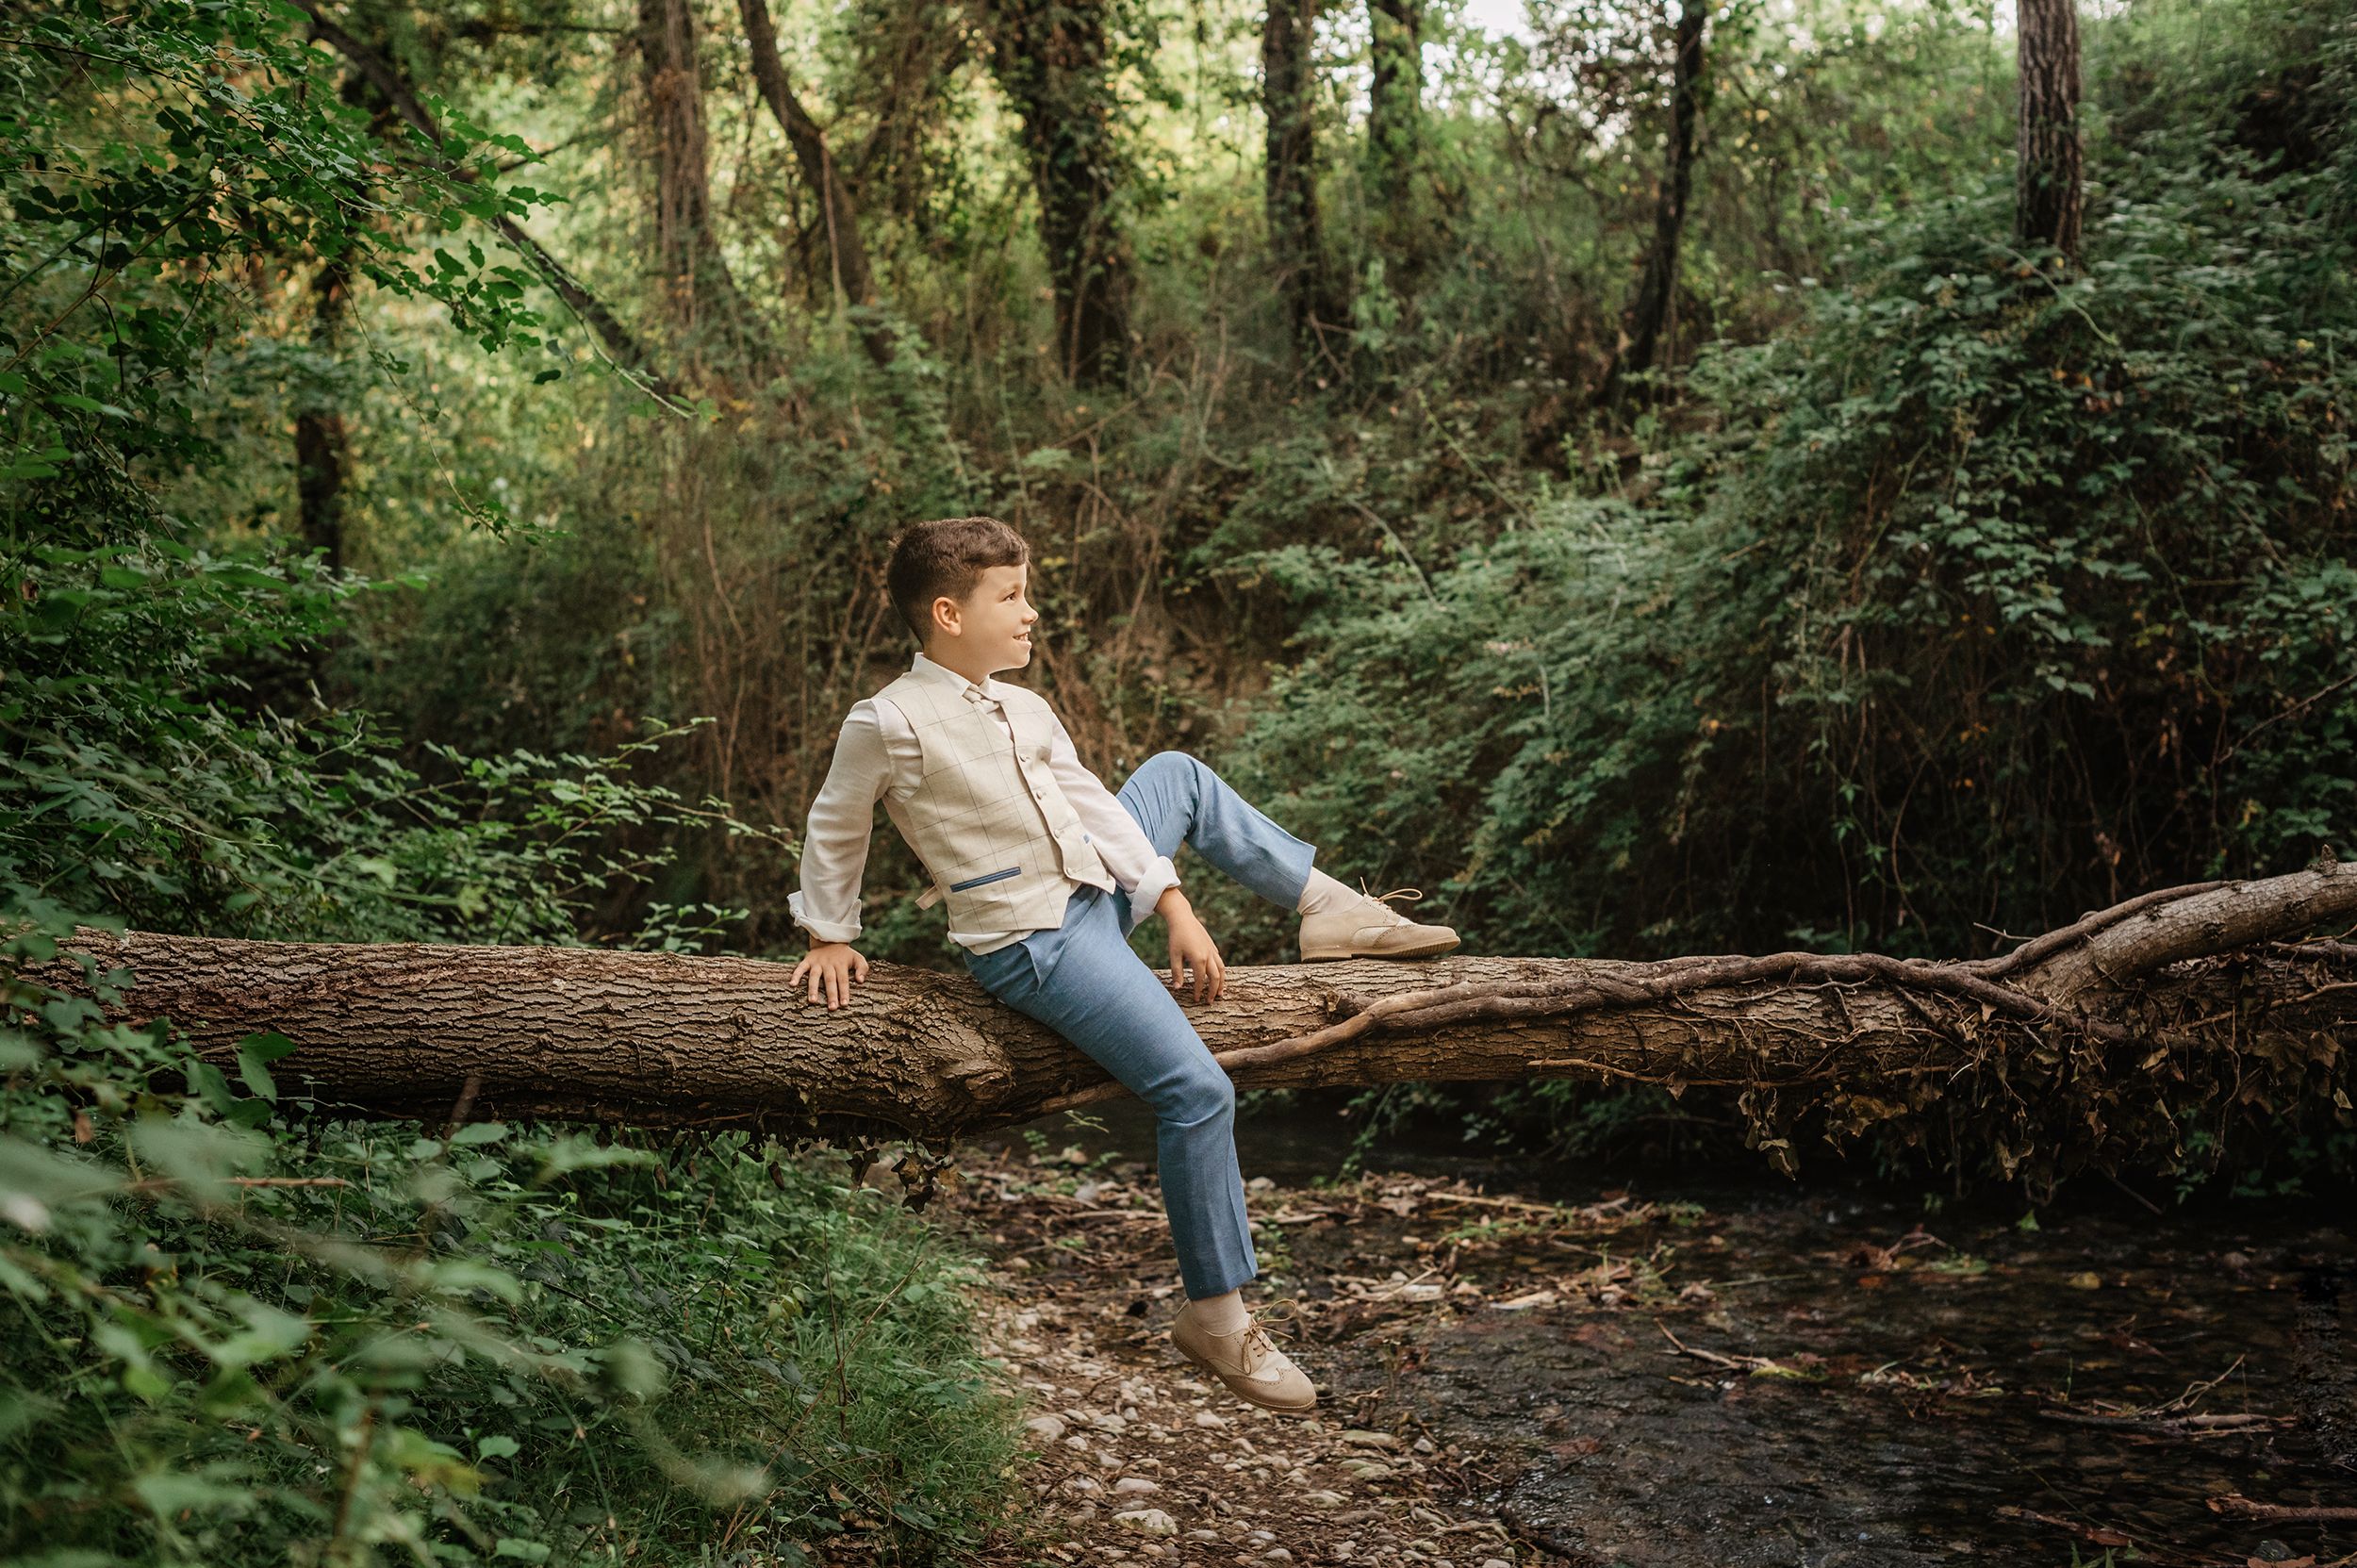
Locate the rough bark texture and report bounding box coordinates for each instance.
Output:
[1263,0,1327,356]
[2015,0,2084,259]
[638,0,767,364]
[1364,0,1422,257]
[736,0,892,367]
[1605,0,1705,406]
[47,867,2357,1183]
[983,0,1134,385]
[292,259,349,570]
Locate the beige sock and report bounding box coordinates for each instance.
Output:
[1295,869,1358,916]
[1191,1287,1249,1335]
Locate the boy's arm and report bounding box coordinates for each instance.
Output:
[1045,718,1180,927]
[787,705,891,1008]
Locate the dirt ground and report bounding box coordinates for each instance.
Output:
[916,1141,2357,1568]
[932,1142,1677,1568]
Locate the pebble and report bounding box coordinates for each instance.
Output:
[1093,1412,1130,1434]
[1062,1477,1102,1495]
[1113,1509,1178,1536]
[1113,1477,1162,1495]
[1065,1435,1092,1452]
[1340,1430,1402,1449]
[1195,1411,1228,1428]
[1302,1491,1347,1508]
[1026,1416,1067,1442]
[1481,1560,1513,1568]
[1265,1551,1294,1562]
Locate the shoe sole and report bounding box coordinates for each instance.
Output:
[1299,935,1462,963]
[1172,1338,1318,1414]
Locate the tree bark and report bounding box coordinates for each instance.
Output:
[1264,0,1328,357]
[1605,0,1706,409]
[1364,0,1423,263]
[638,0,769,368]
[983,0,1135,385]
[736,0,892,367]
[46,867,2357,1185]
[293,258,350,570]
[2015,0,2084,260]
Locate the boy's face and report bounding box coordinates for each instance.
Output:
[931,563,1037,677]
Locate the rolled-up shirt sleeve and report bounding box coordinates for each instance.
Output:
[1047,719,1179,928]
[788,703,893,944]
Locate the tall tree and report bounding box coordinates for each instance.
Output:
[292,259,350,569]
[639,0,766,364]
[1264,0,1328,356]
[2015,0,2084,260]
[983,0,1138,385]
[737,0,891,365]
[1604,0,1706,408]
[1364,0,1423,255]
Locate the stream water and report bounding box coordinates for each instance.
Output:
[1014,1100,2357,1567]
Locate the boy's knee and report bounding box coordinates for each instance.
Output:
[1162,1059,1235,1128]
[1136,750,1202,788]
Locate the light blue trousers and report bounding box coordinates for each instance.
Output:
[965,751,1316,1299]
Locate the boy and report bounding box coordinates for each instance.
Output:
[788,516,1458,1413]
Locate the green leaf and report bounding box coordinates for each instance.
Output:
[450,1121,508,1147]
[477,1434,521,1460]
[236,1032,297,1101]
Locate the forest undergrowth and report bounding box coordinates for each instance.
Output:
[3,0,2355,1560]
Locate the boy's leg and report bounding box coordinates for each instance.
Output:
[965,890,1258,1300]
[1115,751,1315,933]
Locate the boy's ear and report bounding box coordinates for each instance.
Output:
[929,594,962,641]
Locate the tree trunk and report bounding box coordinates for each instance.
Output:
[1364,0,1423,263]
[1605,0,1706,409]
[984,0,1134,385]
[736,0,893,368]
[2015,0,2084,260]
[292,259,350,570]
[50,868,2357,1186]
[1264,0,1328,357]
[639,0,767,367]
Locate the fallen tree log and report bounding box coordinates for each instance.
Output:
[38,864,2357,1182]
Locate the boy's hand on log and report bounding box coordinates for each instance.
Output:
[790,942,869,1010]
[1156,886,1226,1004]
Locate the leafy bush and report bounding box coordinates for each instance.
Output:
[1217,136,2355,966]
[1,916,1019,1567]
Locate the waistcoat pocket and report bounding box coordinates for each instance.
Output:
[948,866,1022,892]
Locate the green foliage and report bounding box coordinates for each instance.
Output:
[1,0,558,537]
[1222,130,2356,965]
[0,915,1019,1567]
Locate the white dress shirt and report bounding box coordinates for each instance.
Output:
[789,654,1180,954]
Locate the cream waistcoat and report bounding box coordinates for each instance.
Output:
[876,671,1114,932]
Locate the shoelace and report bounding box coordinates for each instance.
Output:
[1358,883,1426,923]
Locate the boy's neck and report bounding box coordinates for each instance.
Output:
[920,643,1003,688]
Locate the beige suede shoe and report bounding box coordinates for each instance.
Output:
[1170,1300,1318,1414]
[1299,886,1460,962]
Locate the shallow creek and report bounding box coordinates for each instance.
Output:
[1013,1102,2356,1567]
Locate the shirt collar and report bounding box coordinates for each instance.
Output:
[910,652,1001,705]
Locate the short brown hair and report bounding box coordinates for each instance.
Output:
[886,516,1029,641]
